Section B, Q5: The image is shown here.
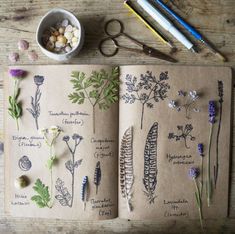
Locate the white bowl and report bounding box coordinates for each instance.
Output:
[36,8,84,61]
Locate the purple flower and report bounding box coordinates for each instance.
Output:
[178,90,186,97]
[9,69,26,78]
[72,134,83,141]
[188,167,199,179]
[63,135,70,142]
[34,75,44,86]
[208,100,216,124]
[198,143,203,156]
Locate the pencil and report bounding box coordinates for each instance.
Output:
[124,0,173,48]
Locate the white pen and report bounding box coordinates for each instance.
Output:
[137,0,197,52]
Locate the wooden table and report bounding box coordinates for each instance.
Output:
[0,0,235,233]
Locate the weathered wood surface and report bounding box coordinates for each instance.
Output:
[0,0,235,233]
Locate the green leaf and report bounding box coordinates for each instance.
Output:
[89,90,99,99]
[68,93,85,104]
[31,179,51,208]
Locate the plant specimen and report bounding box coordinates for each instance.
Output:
[94,161,101,195]
[14,175,29,189]
[168,90,200,119]
[188,167,203,230]
[81,176,89,211]
[26,75,44,130]
[207,100,216,207]
[214,81,223,189]
[120,127,134,211]
[68,67,119,133]
[168,124,195,149]
[8,69,26,130]
[31,179,51,208]
[55,134,83,207]
[121,71,170,129]
[197,143,204,197]
[143,122,158,204]
[31,126,62,208]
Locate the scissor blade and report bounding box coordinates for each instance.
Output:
[143,45,177,63]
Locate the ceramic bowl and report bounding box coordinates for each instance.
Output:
[36,8,84,61]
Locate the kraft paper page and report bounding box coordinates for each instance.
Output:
[4,65,118,220]
[118,65,232,220]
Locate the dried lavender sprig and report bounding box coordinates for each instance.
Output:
[81,176,88,211]
[197,143,204,198]
[207,101,216,207]
[214,81,224,189]
[188,167,203,230]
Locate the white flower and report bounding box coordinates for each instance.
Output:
[168,100,177,109]
[38,127,48,135]
[193,108,200,113]
[189,90,199,101]
[48,125,62,134]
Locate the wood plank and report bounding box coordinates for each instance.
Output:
[0,0,235,232]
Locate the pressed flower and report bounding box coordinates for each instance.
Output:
[188,167,203,229]
[38,127,48,135]
[168,100,177,109]
[188,167,199,179]
[81,176,88,211]
[207,100,217,207]
[9,69,26,78]
[178,90,186,97]
[198,143,204,156]
[189,90,199,101]
[72,133,83,141]
[18,39,29,51]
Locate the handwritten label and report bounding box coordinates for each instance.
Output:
[91,138,115,159]
[163,198,188,217]
[166,154,194,165]
[90,198,114,217]
[11,193,30,206]
[48,110,89,126]
[12,135,43,148]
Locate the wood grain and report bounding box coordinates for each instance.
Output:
[0,0,235,233]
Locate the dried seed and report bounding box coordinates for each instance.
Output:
[18,39,29,51]
[73,29,79,37]
[8,52,19,63]
[28,50,38,61]
[49,35,57,43]
[58,27,65,34]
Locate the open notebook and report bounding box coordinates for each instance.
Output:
[4,65,232,220]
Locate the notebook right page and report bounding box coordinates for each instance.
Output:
[118,65,232,220]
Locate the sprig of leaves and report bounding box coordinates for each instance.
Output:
[31,179,51,208]
[68,67,120,133]
[8,85,22,131]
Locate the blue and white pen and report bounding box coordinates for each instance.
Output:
[154,0,226,61]
[137,0,197,53]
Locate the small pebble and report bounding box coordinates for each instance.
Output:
[55,41,64,48]
[72,37,78,43]
[57,35,67,44]
[18,39,29,51]
[65,45,72,52]
[73,29,80,37]
[59,27,65,34]
[64,31,73,40]
[28,50,38,61]
[46,41,55,51]
[8,52,19,63]
[61,19,69,27]
[65,24,73,32]
[49,35,57,43]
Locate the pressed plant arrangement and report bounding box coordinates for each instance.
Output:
[69,67,119,133]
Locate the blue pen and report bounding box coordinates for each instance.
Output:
[154,0,226,61]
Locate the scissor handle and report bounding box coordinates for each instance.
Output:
[104,19,124,37]
[98,37,119,57]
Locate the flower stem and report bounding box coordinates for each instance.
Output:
[207,124,213,207]
[194,179,203,230]
[16,118,19,131]
[200,157,203,197]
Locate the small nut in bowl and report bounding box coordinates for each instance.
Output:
[36,8,84,61]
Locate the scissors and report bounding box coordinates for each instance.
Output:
[99,19,177,63]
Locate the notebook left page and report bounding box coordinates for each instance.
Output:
[4,65,119,220]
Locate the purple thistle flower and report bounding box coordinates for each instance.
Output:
[188,167,199,179]
[9,69,26,78]
[208,100,216,124]
[198,143,204,156]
